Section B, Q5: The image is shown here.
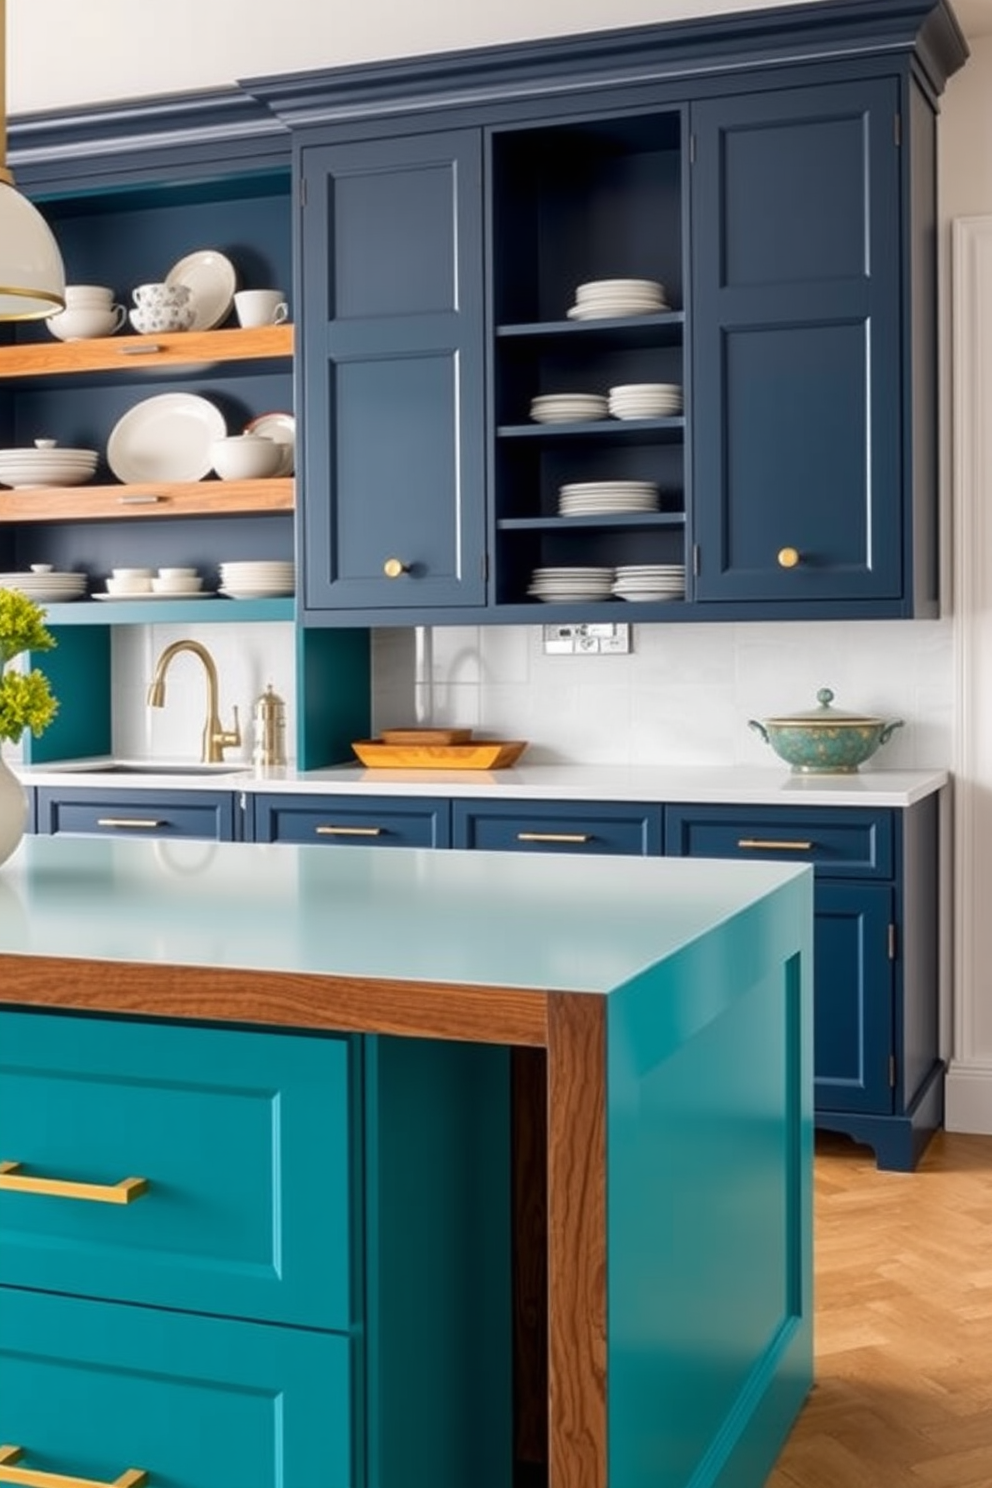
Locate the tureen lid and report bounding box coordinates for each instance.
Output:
[765,687,887,728]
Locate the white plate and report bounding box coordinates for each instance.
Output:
[219,587,294,599]
[107,394,226,484]
[244,412,295,476]
[165,249,238,331]
[93,591,216,601]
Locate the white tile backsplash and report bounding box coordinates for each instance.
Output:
[369,618,956,769]
[27,615,954,772]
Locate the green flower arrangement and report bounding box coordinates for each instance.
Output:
[0,589,59,744]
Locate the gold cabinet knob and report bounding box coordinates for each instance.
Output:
[777,546,801,569]
[383,558,409,578]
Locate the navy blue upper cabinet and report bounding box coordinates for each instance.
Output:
[298,130,487,612]
[690,79,917,613]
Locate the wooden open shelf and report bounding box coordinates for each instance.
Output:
[0,478,294,523]
[0,324,293,379]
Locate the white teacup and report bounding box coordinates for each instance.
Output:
[46,303,127,341]
[130,281,195,334]
[63,283,116,306]
[234,289,289,328]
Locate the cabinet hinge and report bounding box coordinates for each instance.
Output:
[889,1054,897,1088]
[689,133,697,166]
[894,112,902,147]
[887,923,897,960]
[482,552,489,583]
[692,543,701,578]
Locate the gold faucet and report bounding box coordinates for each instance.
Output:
[147,640,241,764]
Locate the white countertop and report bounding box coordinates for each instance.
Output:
[0,835,809,994]
[14,759,949,808]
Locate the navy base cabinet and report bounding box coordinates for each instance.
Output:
[35,787,239,841]
[665,799,943,1171]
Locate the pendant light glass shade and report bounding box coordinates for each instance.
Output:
[0,175,66,318]
[0,0,65,319]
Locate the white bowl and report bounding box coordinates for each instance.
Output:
[210,435,283,481]
[157,567,197,578]
[151,575,203,594]
[106,575,152,595]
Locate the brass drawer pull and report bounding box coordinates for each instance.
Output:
[0,1161,149,1206]
[737,838,814,851]
[516,832,592,844]
[0,1447,148,1488]
[95,818,164,829]
[118,343,163,356]
[315,824,383,837]
[117,495,163,506]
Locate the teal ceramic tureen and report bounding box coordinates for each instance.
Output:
[749,687,904,773]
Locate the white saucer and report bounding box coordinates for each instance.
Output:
[165,249,238,331]
[244,412,295,475]
[93,591,216,601]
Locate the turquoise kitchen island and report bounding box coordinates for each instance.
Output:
[0,836,812,1488]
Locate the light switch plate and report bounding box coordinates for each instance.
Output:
[542,623,631,655]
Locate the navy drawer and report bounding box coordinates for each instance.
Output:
[0,1012,355,1331]
[453,799,663,855]
[664,805,894,879]
[35,787,237,841]
[250,792,451,847]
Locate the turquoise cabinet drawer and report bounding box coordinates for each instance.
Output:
[0,1011,355,1330]
[249,792,451,847]
[663,805,894,879]
[452,798,663,855]
[35,787,238,841]
[0,1286,352,1488]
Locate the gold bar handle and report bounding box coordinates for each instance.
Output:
[0,1162,149,1206]
[315,825,383,837]
[516,832,591,844]
[116,495,163,506]
[0,1446,148,1487]
[95,818,164,829]
[737,838,814,851]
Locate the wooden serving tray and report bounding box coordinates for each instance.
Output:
[351,740,528,769]
[378,728,473,745]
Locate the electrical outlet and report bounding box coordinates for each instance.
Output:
[542,624,631,655]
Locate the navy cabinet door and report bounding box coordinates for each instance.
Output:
[690,79,903,606]
[299,129,487,613]
[813,881,894,1116]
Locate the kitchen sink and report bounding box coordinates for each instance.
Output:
[51,762,249,777]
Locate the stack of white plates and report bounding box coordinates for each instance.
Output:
[218,560,295,599]
[0,447,99,490]
[611,564,686,602]
[608,383,683,420]
[527,566,615,602]
[529,393,608,424]
[567,278,669,321]
[558,480,660,517]
[0,569,88,603]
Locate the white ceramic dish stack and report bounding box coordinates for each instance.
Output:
[566,277,670,320]
[218,560,295,599]
[608,382,683,420]
[529,393,608,424]
[527,565,615,602]
[611,563,685,602]
[0,445,99,489]
[557,480,660,517]
[0,569,88,603]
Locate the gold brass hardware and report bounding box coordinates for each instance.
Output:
[252,683,287,768]
[0,1446,148,1488]
[118,344,162,356]
[777,546,801,568]
[147,639,242,764]
[0,1162,148,1205]
[117,494,163,505]
[516,832,591,844]
[96,818,164,829]
[383,558,408,578]
[737,839,813,851]
[315,825,383,837]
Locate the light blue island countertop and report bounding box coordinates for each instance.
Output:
[0,835,814,1488]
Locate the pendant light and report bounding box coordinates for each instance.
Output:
[0,0,65,318]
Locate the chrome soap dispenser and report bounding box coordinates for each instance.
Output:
[252,683,287,769]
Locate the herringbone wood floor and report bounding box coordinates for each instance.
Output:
[768,1130,992,1488]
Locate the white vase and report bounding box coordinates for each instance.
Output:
[0,755,28,868]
